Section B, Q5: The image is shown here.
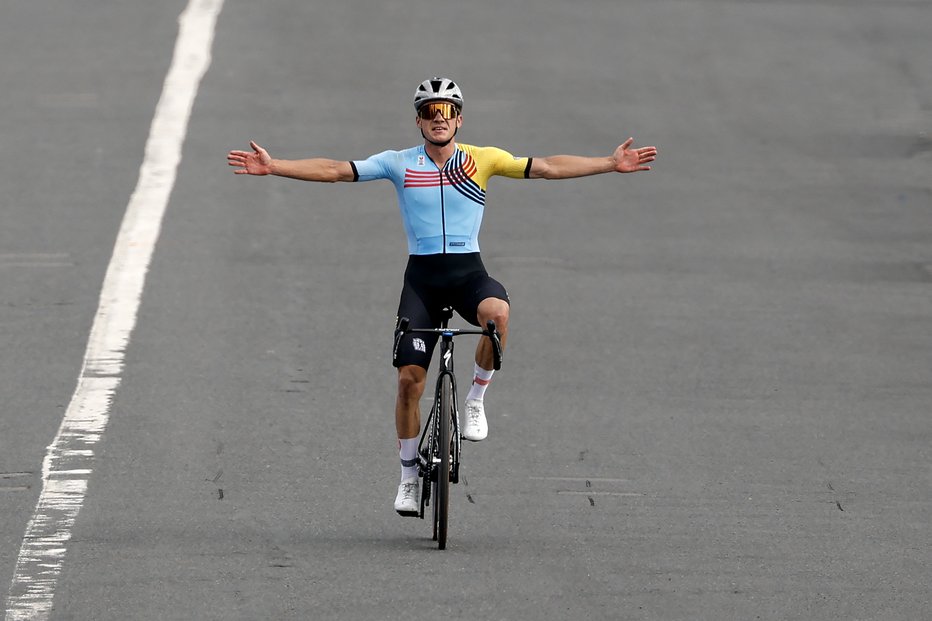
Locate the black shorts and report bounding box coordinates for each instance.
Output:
[393,253,509,369]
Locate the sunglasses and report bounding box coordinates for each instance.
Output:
[418,101,460,120]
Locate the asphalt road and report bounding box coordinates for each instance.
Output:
[2,0,931,619]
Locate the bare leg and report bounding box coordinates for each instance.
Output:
[396,364,427,439]
[394,364,427,513]
[474,297,509,370]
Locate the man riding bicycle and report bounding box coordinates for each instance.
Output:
[227,77,657,516]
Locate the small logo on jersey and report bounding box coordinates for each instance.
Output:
[413,338,427,353]
[417,155,426,167]
[449,241,466,247]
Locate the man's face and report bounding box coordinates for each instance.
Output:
[416,102,462,144]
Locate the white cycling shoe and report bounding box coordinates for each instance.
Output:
[394,477,419,516]
[462,399,488,442]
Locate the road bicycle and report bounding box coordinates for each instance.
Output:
[393,308,502,550]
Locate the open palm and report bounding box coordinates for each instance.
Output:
[613,138,657,173]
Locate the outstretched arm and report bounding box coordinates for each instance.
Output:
[227,141,355,182]
[529,138,657,179]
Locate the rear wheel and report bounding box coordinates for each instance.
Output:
[433,373,452,549]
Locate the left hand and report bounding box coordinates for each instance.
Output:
[612,138,657,173]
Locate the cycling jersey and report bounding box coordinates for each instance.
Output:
[350,143,532,255]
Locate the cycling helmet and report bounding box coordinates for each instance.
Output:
[413,77,464,111]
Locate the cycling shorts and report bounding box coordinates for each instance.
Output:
[393,253,509,369]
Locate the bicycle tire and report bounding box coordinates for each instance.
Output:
[434,372,452,549]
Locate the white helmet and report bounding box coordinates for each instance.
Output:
[413,77,464,111]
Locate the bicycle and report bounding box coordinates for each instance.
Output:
[393,307,503,550]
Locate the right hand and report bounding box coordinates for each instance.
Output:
[227,140,273,175]
[611,137,657,173]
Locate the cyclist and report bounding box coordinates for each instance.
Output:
[227,77,657,516]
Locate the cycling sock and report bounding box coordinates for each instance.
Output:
[466,364,494,402]
[399,437,419,481]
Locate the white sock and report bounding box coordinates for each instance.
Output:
[399,437,419,481]
[466,363,494,402]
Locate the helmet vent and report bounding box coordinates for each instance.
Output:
[414,77,464,110]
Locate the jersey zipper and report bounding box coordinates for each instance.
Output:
[428,149,451,254]
[439,166,447,254]
[431,157,448,254]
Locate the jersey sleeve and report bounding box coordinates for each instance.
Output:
[484,146,533,179]
[349,150,400,182]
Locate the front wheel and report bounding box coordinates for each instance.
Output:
[433,372,452,549]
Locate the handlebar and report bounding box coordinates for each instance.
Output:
[394,317,503,371]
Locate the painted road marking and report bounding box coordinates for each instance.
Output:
[3,0,224,618]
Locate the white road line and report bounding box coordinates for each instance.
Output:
[4,1,224,618]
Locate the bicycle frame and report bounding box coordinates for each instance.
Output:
[393,309,502,549]
[417,330,460,547]
[418,325,463,491]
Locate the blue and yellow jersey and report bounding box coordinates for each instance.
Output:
[350,143,532,255]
